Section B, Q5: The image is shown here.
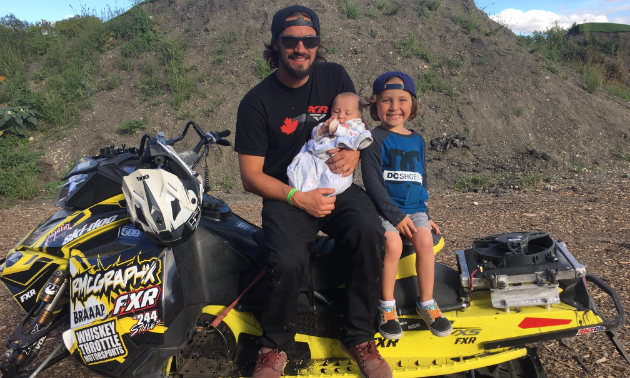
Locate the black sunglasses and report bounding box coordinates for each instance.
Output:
[278,36,320,49]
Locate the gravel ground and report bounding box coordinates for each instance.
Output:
[0,176,628,377]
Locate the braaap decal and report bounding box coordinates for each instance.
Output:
[576,326,605,336]
[20,289,36,303]
[74,303,107,325]
[71,257,161,305]
[129,309,160,337]
[112,285,160,317]
[75,320,126,364]
[44,223,71,245]
[63,215,118,245]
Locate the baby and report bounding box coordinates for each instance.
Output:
[287,92,373,196]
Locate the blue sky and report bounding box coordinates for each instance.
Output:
[476,0,630,34]
[2,0,629,34]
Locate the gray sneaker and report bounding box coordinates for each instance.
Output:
[378,305,403,340]
[416,301,453,337]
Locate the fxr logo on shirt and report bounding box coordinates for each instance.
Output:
[308,105,328,121]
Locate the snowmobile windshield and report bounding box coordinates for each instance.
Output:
[53,173,89,207]
[64,156,99,178]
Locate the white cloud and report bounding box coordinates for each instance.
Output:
[490,9,609,34]
[65,15,74,19]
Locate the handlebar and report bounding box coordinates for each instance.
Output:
[137,121,231,156]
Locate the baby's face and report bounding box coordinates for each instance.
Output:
[331,96,362,124]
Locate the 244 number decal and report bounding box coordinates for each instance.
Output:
[130,310,160,337]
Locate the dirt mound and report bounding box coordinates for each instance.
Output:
[38,0,630,192]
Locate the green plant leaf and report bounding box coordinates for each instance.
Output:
[3,114,9,122]
[0,118,5,127]
[15,117,23,126]
[27,116,37,126]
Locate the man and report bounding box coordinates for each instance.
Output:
[234,5,391,378]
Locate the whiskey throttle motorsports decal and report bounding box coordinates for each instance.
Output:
[74,320,127,364]
[70,255,162,328]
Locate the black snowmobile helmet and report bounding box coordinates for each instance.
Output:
[271,5,320,38]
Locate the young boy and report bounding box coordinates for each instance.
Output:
[361,72,452,339]
[287,92,373,196]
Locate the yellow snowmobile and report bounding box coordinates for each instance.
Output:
[0,122,627,378]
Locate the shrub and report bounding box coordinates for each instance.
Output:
[607,84,630,101]
[0,135,43,200]
[344,2,360,19]
[108,75,123,89]
[254,57,272,79]
[455,175,488,191]
[583,66,602,94]
[117,118,146,134]
[396,34,432,62]
[0,106,38,136]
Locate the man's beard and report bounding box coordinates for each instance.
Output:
[280,52,314,80]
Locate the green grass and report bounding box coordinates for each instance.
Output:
[578,23,630,33]
[455,175,489,191]
[344,2,360,19]
[138,60,163,99]
[367,7,379,19]
[0,135,43,200]
[148,100,163,107]
[221,30,237,44]
[254,57,272,79]
[0,5,159,133]
[518,172,545,188]
[612,145,630,162]
[387,2,403,15]
[607,84,630,101]
[375,1,386,10]
[329,47,339,53]
[158,39,196,110]
[582,66,602,94]
[396,34,432,62]
[210,170,234,191]
[418,70,459,97]
[545,63,560,74]
[418,0,440,18]
[108,75,123,89]
[371,29,378,38]
[117,118,146,134]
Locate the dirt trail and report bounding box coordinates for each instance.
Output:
[1,176,628,377]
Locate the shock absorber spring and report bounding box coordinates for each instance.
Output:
[9,270,69,367]
[204,164,211,193]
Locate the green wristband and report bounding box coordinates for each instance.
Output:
[287,188,299,205]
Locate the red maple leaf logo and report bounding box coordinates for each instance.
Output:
[280,118,298,135]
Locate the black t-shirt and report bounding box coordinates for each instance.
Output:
[234,62,355,184]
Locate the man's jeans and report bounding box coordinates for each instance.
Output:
[259,184,386,350]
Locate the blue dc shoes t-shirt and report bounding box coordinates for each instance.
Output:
[361,127,429,227]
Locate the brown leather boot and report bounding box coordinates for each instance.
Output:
[342,341,393,378]
[252,347,287,378]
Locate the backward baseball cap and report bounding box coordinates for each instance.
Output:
[271,5,320,38]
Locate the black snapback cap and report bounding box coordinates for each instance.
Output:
[271,5,320,38]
